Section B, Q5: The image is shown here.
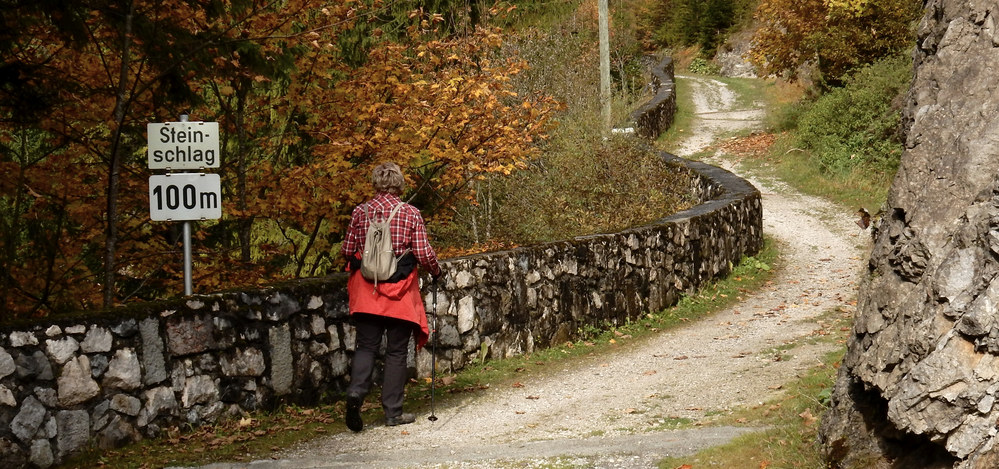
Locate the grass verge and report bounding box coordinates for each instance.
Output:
[657,346,847,469]
[655,302,854,469]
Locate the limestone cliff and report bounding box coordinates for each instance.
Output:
[820,1,999,468]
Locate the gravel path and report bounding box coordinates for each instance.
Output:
[192,75,867,469]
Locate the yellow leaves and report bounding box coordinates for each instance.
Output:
[824,0,869,16]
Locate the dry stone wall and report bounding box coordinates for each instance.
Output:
[819,2,999,468]
[628,56,677,139]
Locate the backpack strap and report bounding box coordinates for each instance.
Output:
[385,202,404,222]
[385,203,411,257]
[364,201,404,223]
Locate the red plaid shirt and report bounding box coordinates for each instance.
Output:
[341,192,442,277]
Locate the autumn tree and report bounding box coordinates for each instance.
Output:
[0,0,340,315]
[749,0,921,84]
[0,2,558,320]
[239,15,560,279]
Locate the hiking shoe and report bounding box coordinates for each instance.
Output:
[345,394,363,432]
[385,413,416,426]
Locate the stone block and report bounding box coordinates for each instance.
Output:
[110,393,142,417]
[269,325,292,395]
[30,439,54,468]
[181,375,218,408]
[142,386,178,423]
[310,315,326,336]
[11,395,46,443]
[16,351,53,380]
[81,327,113,353]
[57,356,99,406]
[139,319,167,385]
[44,337,79,365]
[91,399,111,432]
[33,387,57,407]
[166,315,216,356]
[90,353,110,378]
[220,348,266,377]
[0,385,15,407]
[111,319,139,338]
[104,348,142,390]
[457,296,476,334]
[10,331,38,347]
[55,409,89,459]
[0,347,15,379]
[96,415,141,449]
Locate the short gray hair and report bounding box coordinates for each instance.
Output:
[372,162,405,195]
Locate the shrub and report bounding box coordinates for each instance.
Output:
[794,54,911,176]
[433,12,696,253]
[688,57,721,75]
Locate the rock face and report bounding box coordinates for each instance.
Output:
[819,2,999,468]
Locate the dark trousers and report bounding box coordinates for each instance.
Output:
[347,313,413,418]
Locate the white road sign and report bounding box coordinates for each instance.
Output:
[147,121,220,170]
[148,173,222,221]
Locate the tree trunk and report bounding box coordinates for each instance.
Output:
[236,80,252,263]
[103,1,135,307]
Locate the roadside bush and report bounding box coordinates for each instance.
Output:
[688,57,721,75]
[433,9,695,253]
[794,54,911,176]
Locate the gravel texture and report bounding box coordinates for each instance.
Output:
[187,75,867,469]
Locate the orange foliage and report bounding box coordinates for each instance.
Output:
[0,3,558,319]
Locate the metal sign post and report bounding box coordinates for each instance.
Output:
[146,114,222,296]
[183,220,193,296]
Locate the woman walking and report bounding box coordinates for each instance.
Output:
[340,162,443,431]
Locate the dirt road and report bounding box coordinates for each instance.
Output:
[193,75,867,469]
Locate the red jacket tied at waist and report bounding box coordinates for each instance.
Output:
[346,260,429,350]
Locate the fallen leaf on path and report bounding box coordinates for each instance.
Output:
[643,370,657,375]
[799,408,817,426]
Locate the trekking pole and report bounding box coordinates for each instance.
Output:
[428,283,439,422]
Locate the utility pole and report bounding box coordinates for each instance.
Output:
[599,0,611,136]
